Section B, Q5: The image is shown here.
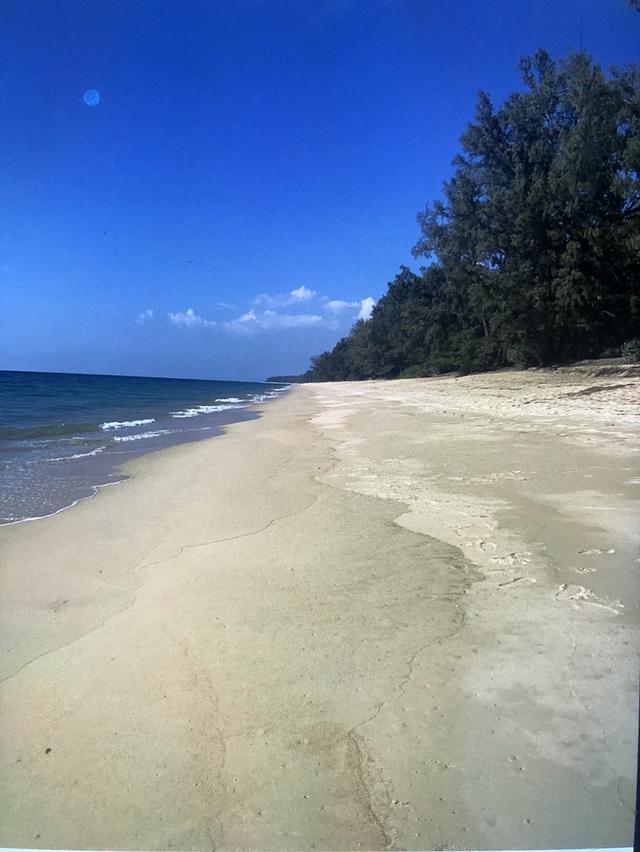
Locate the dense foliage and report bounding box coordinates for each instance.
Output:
[304,51,640,381]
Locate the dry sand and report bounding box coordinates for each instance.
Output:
[0,368,638,850]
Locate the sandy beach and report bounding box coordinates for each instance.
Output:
[0,368,638,850]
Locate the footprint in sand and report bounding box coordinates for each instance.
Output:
[465,539,497,552]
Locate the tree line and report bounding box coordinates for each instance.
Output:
[304,50,639,382]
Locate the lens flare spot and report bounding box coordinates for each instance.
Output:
[82,89,100,107]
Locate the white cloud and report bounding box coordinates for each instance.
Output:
[253,293,274,306]
[220,289,375,335]
[357,297,376,321]
[225,309,324,334]
[268,311,323,328]
[289,285,316,301]
[254,286,317,308]
[168,308,216,329]
[136,308,154,324]
[325,299,359,313]
[321,296,376,319]
[231,309,260,326]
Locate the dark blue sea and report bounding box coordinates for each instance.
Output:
[0,370,290,524]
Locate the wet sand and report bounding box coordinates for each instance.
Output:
[0,369,638,850]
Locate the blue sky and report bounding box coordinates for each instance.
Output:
[2,0,638,381]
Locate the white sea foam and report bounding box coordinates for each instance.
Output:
[215,397,242,403]
[47,446,107,462]
[101,418,155,430]
[249,391,281,403]
[171,403,245,418]
[113,429,172,442]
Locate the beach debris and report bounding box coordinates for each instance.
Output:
[491,551,531,566]
[555,584,622,614]
[578,548,616,555]
[555,584,591,601]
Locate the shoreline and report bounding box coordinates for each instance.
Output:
[1,408,257,527]
[0,397,286,528]
[0,476,128,528]
[0,371,637,849]
[0,370,291,527]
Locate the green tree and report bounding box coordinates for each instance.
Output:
[414,49,640,366]
[305,49,640,382]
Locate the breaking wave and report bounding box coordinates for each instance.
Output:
[113,429,173,442]
[101,419,156,430]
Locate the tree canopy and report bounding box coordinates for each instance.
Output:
[304,50,639,382]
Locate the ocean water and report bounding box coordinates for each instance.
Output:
[0,370,290,525]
